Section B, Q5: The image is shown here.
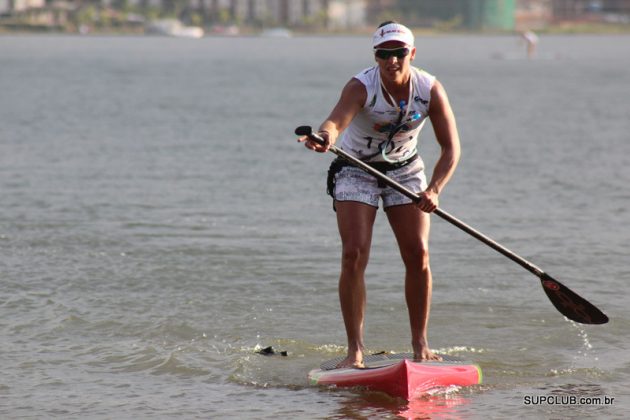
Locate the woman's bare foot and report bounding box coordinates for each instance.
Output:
[335,348,365,369]
[413,340,442,362]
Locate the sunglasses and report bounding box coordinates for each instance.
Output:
[374,47,410,60]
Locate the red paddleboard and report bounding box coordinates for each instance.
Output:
[308,353,481,400]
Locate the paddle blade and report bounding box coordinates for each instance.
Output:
[540,273,608,324]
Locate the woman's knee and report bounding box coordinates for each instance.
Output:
[341,244,370,273]
[401,244,430,272]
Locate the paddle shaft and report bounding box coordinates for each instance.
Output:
[307,134,544,276]
[296,126,608,324]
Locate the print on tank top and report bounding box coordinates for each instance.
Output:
[340,66,435,163]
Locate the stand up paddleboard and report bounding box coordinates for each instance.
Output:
[308,352,481,400]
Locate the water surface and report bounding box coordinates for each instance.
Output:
[1,33,629,418]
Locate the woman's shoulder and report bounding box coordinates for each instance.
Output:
[353,66,379,85]
[412,66,436,84]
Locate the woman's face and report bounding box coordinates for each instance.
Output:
[374,40,416,83]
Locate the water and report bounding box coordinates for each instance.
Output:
[1,34,629,419]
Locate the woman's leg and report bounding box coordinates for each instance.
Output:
[335,200,377,368]
[386,204,441,361]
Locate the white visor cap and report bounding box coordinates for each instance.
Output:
[372,23,414,48]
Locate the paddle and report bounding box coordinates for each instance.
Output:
[295,125,608,325]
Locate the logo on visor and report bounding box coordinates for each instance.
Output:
[379,28,406,38]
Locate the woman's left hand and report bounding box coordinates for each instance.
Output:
[417,189,439,213]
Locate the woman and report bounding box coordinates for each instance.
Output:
[298,22,461,368]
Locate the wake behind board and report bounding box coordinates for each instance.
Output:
[308,352,481,400]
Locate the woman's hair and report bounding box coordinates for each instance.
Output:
[377,21,397,29]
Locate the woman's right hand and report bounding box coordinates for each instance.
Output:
[297,131,331,153]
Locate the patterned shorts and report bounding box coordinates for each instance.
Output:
[332,158,427,209]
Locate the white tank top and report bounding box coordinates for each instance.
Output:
[340,66,435,163]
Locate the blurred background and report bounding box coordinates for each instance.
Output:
[1,0,630,36]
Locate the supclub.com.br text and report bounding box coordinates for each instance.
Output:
[523,394,615,406]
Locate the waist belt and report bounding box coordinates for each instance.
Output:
[327,153,418,197]
[365,153,418,173]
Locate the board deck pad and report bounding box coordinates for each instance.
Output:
[320,353,465,371]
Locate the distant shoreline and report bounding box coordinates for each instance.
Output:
[2,23,630,36]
